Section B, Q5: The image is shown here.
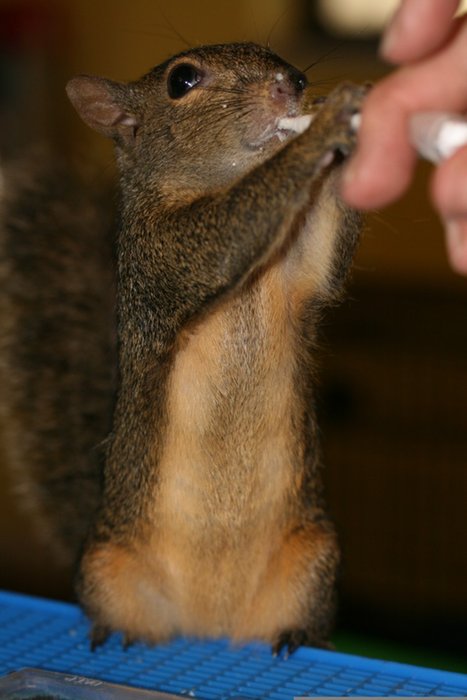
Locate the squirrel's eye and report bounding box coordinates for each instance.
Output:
[167,64,203,99]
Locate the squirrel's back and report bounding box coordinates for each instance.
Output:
[0,152,116,563]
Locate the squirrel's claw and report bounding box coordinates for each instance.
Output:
[271,629,308,657]
[122,632,136,650]
[90,624,112,651]
[272,629,335,658]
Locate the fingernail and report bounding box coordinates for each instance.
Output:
[445,219,467,275]
[380,5,404,60]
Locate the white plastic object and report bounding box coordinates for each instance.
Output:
[350,110,467,163]
[409,112,467,164]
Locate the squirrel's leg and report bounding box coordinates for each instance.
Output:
[235,516,339,653]
[77,540,181,648]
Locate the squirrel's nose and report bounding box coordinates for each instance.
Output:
[270,69,308,101]
[289,68,308,93]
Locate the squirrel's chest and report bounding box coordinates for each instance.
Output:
[154,265,303,540]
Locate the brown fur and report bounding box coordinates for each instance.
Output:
[0,153,115,564]
[0,43,366,651]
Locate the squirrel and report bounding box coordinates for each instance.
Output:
[0,42,366,654]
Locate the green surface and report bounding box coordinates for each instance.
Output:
[334,630,467,675]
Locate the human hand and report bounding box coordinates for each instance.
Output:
[341,0,467,274]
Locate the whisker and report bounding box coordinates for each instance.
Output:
[203,86,249,97]
[302,23,376,75]
[266,3,292,49]
[159,10,192,49]
[308,76,347,90]
[121,28,185,44]
[302,42,349,75]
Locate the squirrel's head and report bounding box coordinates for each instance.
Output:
[67,42,320,198]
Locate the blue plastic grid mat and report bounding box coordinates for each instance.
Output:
[0,590,466,699]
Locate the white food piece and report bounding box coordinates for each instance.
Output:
[277,114,313,135]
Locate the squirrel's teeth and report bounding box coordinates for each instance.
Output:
[277,114,313,135]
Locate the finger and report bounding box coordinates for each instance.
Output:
[444,219,467,275]
[431,145,467,218]
[340,81,416,210]
[341,20,467,210]
[381,0,461,64]
[430,145,467,274]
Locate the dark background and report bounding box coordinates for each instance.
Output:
[0,0,465,671]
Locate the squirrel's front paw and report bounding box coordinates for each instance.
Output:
[314,82,370,159]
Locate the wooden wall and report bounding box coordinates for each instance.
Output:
[0,0,465,652]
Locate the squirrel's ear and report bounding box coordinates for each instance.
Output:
[66,75,139,144]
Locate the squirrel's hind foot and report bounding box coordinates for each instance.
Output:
[271,629,309,657]
[271,629,334,657]
[90,624,139,651]
[90,624,112,651]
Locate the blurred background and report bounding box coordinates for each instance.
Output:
[0,0,466,672]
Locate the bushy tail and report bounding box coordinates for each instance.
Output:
[0,152,116,565]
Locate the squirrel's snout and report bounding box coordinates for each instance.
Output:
[289,68,308,93]
[270,69,308,105]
